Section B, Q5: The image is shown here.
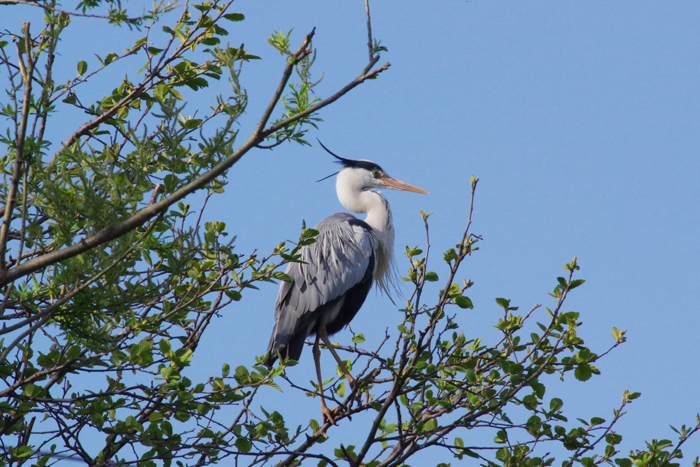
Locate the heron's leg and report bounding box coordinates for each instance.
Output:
[313,334,336,424]
[317,324,355,389]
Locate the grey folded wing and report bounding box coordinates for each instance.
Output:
[266,213,375,364]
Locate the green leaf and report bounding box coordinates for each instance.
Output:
[272,271,292,282]
[408,401,423,411]
[550,398,563,412]
[23,384,43,397]
[104,52,118,65]
[465,369,477,383]
[422,419,437,432]
[454,295,473,309]
[67,345,81,359]
[226,290,242,301]
[310,418,321,432]
[496,298,508,308]
[463,449,479,459]
[606,432,623,445]
[224,13,245,21]
[496,297,513,310]
[174,412,190,422]
[77,60,88,76]
[159,339,171,355]
[494,429,507,443]
[351,334,365,344]
[234,366,249,384]
[235,437,252,454]
[406,246,423,257]
[443,248,458,262]
[574,365,592,381]
[424,271,439,282]
[496,447,510,461]
[564,257,580,271]
[181,117,203,129]
[13,446,33,459]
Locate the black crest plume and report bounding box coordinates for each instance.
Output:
[318,139,353,166]
[316,139,385,183]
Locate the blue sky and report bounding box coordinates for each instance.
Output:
[202,0,699,460]
[5,0,700,463]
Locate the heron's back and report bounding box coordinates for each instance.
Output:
[266,213,376,365]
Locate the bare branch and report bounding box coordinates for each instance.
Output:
[365,0,374,62]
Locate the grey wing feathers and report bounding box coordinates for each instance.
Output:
[266,213,375,363]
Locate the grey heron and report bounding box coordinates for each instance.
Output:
[265,142,429,422]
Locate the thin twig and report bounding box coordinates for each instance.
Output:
[364,0,374,62]
[148,184,163,206]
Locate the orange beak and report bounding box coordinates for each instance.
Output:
[381,176,431,194]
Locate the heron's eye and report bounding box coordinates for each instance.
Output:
[373,170,381,178]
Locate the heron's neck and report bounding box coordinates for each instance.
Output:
[338,185,396,294]
[338,186,393,234]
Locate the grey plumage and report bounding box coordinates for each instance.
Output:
[266,213,376,364]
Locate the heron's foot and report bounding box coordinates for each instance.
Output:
[320,399,338,425]
[346,374,356,390]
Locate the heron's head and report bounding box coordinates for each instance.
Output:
[317,141,430,194]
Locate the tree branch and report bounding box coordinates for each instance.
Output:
[0,25,35,271]
[254,28,315,137]
[365,0,375,62]
[0,31,390,287]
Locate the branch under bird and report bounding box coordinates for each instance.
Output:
[265,141,430,423]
